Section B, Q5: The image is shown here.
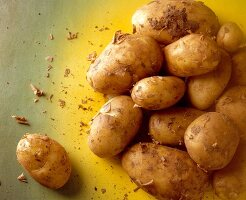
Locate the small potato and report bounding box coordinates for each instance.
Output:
[132,0,220,44]
[215,86,246,139]
[184,112,240,171]
[149,107,204,146]
[187,50,232,110]
[164,34,221,77]
[16,134,71,189]
[122,143,209,200]
[229,47,246,86]
[213,138,246,200]
[86,31,164,94]
[131,76,185,110]
[88,96,142,157]
[217,22,244,53]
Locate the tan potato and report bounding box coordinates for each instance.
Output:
[16,134,71,189]
[217,22,244,53]
[164,34,221,77]
[86,31,164,94]
[215,86,246,139]
[132,0,220,44]
[122,143,209,200]
[187,50,232,110]
[149,107,204,146]
[131,76,185,110]
[212,138,246,200]
[184,112,240,171]
[229,47,246,86]
[88,96,142,157]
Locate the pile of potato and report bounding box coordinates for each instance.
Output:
[87,0,246,199]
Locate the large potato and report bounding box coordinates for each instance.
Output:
[184,112,240,171]
[149,107,204,146]
[16,134,71,189]
[215,86,246,139]
[217,22,244,53]
[229,47,246,86]
[131,76,185,110]
[88,96,142,157]
[122,143,209,200]
[132,0,220,44]
[212,138,246,200]
[164,34,221,77]
[187,50,232,110]
[86,31,164,94]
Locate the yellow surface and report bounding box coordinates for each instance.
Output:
[0,0,245,199]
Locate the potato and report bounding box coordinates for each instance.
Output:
[122,143,209,200]
[132,0,220,44]
[187,49,232,110]
[184,112,240,171]
[217,22,244,53]
[229,47,246,86]
[86,31,164,94]
[164,34,221,77]
[149,107,204,146]
[212,138,246,200]
[88,96,142,157]
[131,76,185,110]
[215,86,246,139]
[16,134,71,189]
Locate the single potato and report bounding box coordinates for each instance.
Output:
[131,76,185,110]
[164,34,221,77]
[217,22,244,53]
[16,134,71,189]
[184,112,240,171]
[86,31,163,94]
[187,49,232,110]
[132,0,220,44]
[213,138,246,200]
[229,47,246,86]
[149,107,204,146]
[215,86,246,139]
[88,96,142,157]
[122,143,209,200]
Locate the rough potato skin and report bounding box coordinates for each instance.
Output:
[16,134,71,189]
[184,112,240,171]
[88,96,142,157]
[132,0,220,44]
[187,50,232,110]
[215,86,246,139]
[217,22,244,53]
[229,47,246,86]
[122,143,209,200]
[213,138,246,200]
[86,31,164,94]
[131,76,185,110]
[164,33,221,77]
[149,107,204,146]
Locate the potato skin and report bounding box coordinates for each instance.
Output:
[86,31,163,94]
[122,143,209,200]
[132,0,220,44]
[149,107,204,146]
[184,112,240,171]
[88,96,142,158]
[217,22,244,53]
[229,47,246,86]
[212,138,246,200]
[131,76,185,110]
[164,34,221,77]
[215,86,246,139]
[187,50,232,110]
[16,134,71,189]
